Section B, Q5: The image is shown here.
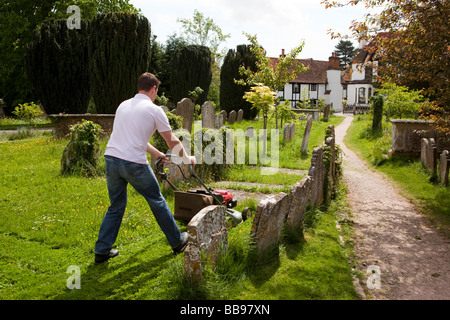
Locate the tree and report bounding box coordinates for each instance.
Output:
[26,19,90,114]
[334,40,357,70]
[243,84,276,130]
[220,44,258,119]
[237,33,307,128]
[323,0,450,130]
[176,9,230,65]
[170,45,212,105]
[88,12,151,114]
[0,0,140,113]
[377,82,423,119]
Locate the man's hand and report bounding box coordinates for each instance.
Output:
[188,155,197,166]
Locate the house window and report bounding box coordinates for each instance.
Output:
[293,83,300,93]
[310,84,317,91]
[358,87,366,104]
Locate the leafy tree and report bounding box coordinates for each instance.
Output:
[323,0,450,131]
[377,82,423,119]
[170,45,212,105]
[334,40,357,70]
[88,12,151,114]
[220,44,258,119]
[176,9,230,64]
[0,0,139,113]
[237,33,307,128]
[26,19,90,114]
[243,84,277,130]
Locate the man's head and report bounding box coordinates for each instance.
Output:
[138,72,160,102]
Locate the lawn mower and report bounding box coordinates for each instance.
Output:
[154,154,252,227]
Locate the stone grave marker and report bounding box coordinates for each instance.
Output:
[439,150,450,186]
[237,109,244,123]
[201,101,215,129]
[421,138,437,174]
[220,110,227,123]
[283,123,291,141]
[176,98,195,133]
[300,115,313,154]
[228,110,237,124]
[214,113,223,129]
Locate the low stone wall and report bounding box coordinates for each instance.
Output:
[49,114,115,138]
[390,119,450,156]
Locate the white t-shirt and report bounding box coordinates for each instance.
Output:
[104,93,171,164]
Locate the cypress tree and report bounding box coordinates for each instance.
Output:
[170,45,212,105]
[220,45,258,119]
[89,13,151,114]
[371,94,384,132]
[26,19,90,114]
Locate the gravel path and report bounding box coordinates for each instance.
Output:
[336,113,450,300]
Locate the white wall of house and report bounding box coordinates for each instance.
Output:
[325,69,343,112]
[347,84,373,105]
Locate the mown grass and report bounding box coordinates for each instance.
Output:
[0,115,356,300]
[345,114,450,237]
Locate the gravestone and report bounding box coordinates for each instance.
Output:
[308,147,325,206]
[176,98,195,133]
[421,138,437,174]
[439,150,450,186]
[184,205,228,283]
[286,176,312,231]
[290,123,295,139]
[251,192,290,256]
[245,126,254,138]
[237,109,244,123]
[214,113,223,129]
[220,110,227,123]
[283,123,291,141]
[323,105,331,121]
[201,101,215,129]
[300,115,313,154]
[228,110,237,124]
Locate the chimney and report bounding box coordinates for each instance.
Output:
[328,52,340,70]
[280,49,285,58]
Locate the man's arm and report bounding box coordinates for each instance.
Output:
[147,143,166,160]
[159,130,196,165]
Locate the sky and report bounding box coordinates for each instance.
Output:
[130,0,372,61]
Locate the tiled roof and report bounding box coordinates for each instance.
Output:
[269,58,329,84]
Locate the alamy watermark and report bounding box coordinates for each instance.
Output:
[67,5,81,30]
[66,265,81,289]
[366,265,381,290]
[170,124,280,175]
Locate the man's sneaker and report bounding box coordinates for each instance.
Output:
[173,232,188,255]
[95,249,119,265]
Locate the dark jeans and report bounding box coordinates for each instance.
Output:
[95,156,182,255]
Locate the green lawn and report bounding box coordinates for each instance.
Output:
[0,115,357,300]
[344,115,450,237]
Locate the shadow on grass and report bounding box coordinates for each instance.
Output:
[55,243,174,300]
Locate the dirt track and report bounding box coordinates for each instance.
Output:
[336,114,450,300]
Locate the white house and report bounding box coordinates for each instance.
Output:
[272,38,380,113]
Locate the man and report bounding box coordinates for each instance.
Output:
[94,72,196,264]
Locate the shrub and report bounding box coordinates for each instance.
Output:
[171,45,212,105]
[12,102,43,126]
[26,19,90,114]
[61,120,102,176]
[89,13,151,114]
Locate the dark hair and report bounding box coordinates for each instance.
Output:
[138,72,160,91]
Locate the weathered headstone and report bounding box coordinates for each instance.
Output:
[308,147,325,206]
[214,113,223,129]
[176,98,195,133]
[439,150,450,186]
[237,109,244,123]
[323,104,331,121]
[421,138,437,174]
[286,176,312,231]
[245,126,255,138]
[251,192,290,256]
[300,115,313,154]
[220,110,227,123]
[184,205,228,283]
[201,101,215,129]
[283,123,291,141]
[228,110,237,124]
[290,123,295,139]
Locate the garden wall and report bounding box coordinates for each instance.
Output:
[49,114,115,138]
